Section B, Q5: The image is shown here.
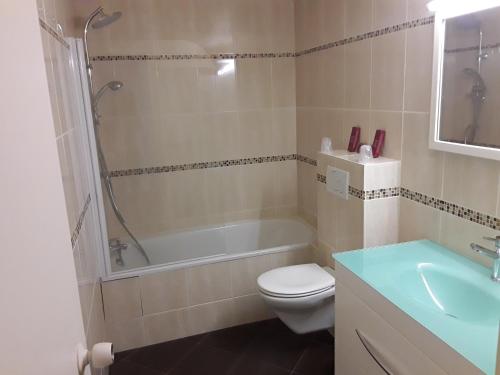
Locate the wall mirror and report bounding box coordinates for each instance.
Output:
[430,0,500,160]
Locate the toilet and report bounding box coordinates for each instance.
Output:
[257,263,335,334]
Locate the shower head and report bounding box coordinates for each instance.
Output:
[94,81,124,104]
[91,10,122,29]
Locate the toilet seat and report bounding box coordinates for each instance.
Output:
[257,263,335,298]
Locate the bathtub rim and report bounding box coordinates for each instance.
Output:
[104,242,312,281]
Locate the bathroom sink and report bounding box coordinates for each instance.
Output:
[334,240,500,375]
[397,263,500,323]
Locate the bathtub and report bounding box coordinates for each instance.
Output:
[108,218,316,279]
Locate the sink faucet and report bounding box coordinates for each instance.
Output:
[470,236,500,282]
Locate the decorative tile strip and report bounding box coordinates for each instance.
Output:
[317,174,400,200]
[400,188,499,230]
[297,154,318,167]
[110,154,297,177]
[71,194,92,249]
[296,16,435,57]
[39,18,70,50]
[317,175,498,229]
[445,42,500,54]
[91,52,295,62]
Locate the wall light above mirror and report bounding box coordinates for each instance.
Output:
[429,0,500,161]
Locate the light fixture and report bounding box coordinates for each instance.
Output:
[426,0,500,16]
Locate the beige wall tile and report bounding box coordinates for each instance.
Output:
[185,299,235,336]
[440,213,498,269]
[232,294,275,325]
[317,185,337,249]
[442,153,500,216]
[371,32,406,111]
[364,197,399,247]
[106,317,146,352]
[187,262,232,305]
[407,0,433,20]
[274,160,298,207]
[373,0,407,29]
[236,59,272,110]
[272,58,296,107]
[399,197,441,242]
[335,196,364,251]
[102,277,142,323]
[401,113,444,197]
[370,111,403,160]
[238,110,274,158]
[345,0,373,37]
[345,40,372,109]
[143,309,189,346]
[343,110,371,145]
[272,108,297,155]
[321,46,346,108]
[140,269,189,315]
[404,24,434,112]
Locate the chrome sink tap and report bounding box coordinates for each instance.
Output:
[470,236,500,282]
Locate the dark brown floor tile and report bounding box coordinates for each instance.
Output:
[168,344,240,375]
[126,335,203,373]
[228,354,290,375]
[200,320,270,353]
[292,341,334,375]
[243,320,311,371]
[110,359,166,375]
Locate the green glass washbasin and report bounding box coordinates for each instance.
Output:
[334,240,500,375]
[397,263,500,323]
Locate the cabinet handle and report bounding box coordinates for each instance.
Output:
[355,329,393,375]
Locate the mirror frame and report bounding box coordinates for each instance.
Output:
[429,0,500,161]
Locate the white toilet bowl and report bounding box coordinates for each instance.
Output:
[257,263,335,334]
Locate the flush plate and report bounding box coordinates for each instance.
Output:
[326,166,349,200]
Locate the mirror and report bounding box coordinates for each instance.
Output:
[430,1,500,160]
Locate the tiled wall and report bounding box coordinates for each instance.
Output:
[295,0,499,267]
[86,0,298,240]
[37,1,106,371]
[102,248,312,352]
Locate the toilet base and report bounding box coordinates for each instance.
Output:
[259,289,335,334]
[274,298,335,334]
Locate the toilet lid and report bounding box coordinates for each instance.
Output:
[257,264,335,297]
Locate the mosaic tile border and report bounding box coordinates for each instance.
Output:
[91,52,295,62]
[110,154,297,177]
[316,173,499,229]
[71,194,92,249]
[39,18,70,50]
[400,188,499,231]
[316,174,400,201]
[296,16,435,57]
[445,42,500,54]
[90,16,434,62]
[297,154,318,167]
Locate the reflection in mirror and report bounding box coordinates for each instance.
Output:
[440,7,500,149]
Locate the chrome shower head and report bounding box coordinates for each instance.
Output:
[94,81,124,104]
[91,10,122,29]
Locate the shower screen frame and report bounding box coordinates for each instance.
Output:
[429,1,500,161]
[69,38,112,277]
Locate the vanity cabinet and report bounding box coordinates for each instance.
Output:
[335,264,485,375]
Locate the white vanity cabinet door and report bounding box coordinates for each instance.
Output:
[335,282,447,375]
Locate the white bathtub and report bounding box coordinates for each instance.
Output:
[108,218,315,279]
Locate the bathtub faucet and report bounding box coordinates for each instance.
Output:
[109,238,128,266]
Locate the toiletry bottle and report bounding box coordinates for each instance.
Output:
[372,129,386,158]
[348,127,361,152]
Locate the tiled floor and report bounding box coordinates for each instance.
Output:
[111,319,334,375]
